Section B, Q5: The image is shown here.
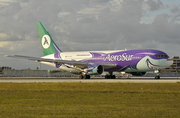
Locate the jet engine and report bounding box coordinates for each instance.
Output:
[84,64,104,75]
[128,72,146,76]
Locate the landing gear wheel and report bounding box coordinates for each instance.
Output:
[105,75,109,79]
[86,75,90,79]
[84,75,91,79]
[79,75,84,79]
[112,75,116,79]
[155,76,160,79]
[105,75,116,79]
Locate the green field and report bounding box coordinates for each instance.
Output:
[0,83,180,118]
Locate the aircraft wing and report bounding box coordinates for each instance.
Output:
[5,55,116,69]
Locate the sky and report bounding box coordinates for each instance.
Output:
[0,0,180,70]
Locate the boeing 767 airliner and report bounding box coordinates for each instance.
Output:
[6,22,173,79]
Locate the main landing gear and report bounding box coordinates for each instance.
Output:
[105,72,116,79]
[79,75,90,79]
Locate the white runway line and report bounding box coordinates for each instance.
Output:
[0,79,180,83]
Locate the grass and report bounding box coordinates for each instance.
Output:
[0,83,180,118]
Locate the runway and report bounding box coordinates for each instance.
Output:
[0,77,180,83]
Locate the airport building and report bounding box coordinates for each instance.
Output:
[1,68,77,77]
[0,67,3,76]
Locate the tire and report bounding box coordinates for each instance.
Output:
[79,75,84,79]
[105,75,109,79]
[112,75,116,79]
[84,75,90,79]
[105,75,116,79]
[87,75,90,79]
[155,76,160,79]
[83,75,87,79]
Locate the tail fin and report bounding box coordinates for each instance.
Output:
[36,22,62,56]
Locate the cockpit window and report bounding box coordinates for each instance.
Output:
[157,54,169,58]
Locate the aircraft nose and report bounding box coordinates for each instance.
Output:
[167,58,173,66]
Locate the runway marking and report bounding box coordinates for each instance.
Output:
[0,78,180,83]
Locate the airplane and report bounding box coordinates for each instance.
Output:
[6,22,173,79]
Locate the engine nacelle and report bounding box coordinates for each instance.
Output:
[84,64,104,75]
[128,72,146,76]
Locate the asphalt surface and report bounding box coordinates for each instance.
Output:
[0,77,180,83]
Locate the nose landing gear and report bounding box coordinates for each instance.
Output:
[155,75,160,79]
[154,70,160,79]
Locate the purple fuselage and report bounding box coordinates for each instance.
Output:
[82,49,169,72]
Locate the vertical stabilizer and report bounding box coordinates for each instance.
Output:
[36,22,62,56]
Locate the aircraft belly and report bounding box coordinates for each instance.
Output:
[41,62,56,67]
[59,65,81,73]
